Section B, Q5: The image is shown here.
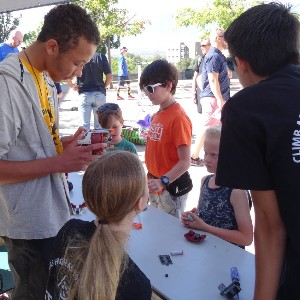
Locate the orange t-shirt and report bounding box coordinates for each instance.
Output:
[145,103,192,177]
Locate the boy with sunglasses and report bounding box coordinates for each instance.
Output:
[97,103,137,154]
[139,59,192,218]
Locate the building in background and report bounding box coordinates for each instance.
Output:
[166,42,189,64]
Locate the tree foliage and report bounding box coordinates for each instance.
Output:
[176,58,196,72]
[110,53,165,74]
[74,0,150,63]
[23,24,43,47]
[0,13,21,43]
[175,0,261,34]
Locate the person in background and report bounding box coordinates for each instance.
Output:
[67,51,112,131]
[97,103,137,154]
[181,126,253,248]
[117,46,135,100]
[54,82,63,99]
[0,4,104,299]
[191,28,230,167]
[139,59,193,218]
[0,30,23,62]
[192,38,211,114]
[216,3,300,299]
[46,151,151,300]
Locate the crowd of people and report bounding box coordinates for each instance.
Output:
[0,2,299,300]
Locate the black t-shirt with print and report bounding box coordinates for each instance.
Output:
[46,219,151,300]
[216,64,300,299]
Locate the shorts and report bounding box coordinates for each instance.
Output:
[149,189,189,219]
[200,96,222,127]
[118,76,130,86]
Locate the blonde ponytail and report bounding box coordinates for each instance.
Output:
[62,151,146,300]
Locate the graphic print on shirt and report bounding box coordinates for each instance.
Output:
[148,123,163,142]
[292,114,300,163]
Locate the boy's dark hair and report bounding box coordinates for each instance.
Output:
[224,2,300,76]
[139,59,178,95]
[37,4,100,53]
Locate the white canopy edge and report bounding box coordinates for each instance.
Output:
[0,0,73,13]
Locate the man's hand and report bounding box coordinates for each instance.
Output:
[71,84,79,92]
[61,127,86,149]
[193,93,198,104]
[58,133,107,172]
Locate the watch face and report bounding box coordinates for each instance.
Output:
[161,176,170,185]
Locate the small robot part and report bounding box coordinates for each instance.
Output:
[77,129,113,155]
[184,230,206,243]
[218,267,241,299]
[230,267,240,282]
[187,214,195,222]
[158,255,173,266]
[218,282,241,299]
[71,202,86,215]
[170,250,184,256]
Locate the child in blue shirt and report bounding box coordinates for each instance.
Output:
[97,103,137,154]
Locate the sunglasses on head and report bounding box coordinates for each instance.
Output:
[227,57,236,72]
[97,103,119,113]
[143,83,162,94]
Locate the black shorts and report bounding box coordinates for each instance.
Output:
[118,76,130,86]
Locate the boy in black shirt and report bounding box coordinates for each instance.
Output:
[215,3,300,299]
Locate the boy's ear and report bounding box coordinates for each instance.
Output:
[235,57,250,73]
[166,80,172,92]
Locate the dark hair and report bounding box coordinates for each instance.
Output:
[37,4,100,53]
[224,2,300,76]
[139,59,178,95]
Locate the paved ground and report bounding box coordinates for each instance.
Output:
[58,79,255,254]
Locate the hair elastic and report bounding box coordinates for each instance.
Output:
[98,219,108,225]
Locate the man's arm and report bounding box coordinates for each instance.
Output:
[65,78,78,92]
[192,71,199,104]
[0,134,105,184]
[252,190,286,300]
[208,72,225,109]
[104,73,113,89]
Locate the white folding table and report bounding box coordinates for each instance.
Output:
[68,172,255,300]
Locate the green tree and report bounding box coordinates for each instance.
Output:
[0,13,21,42]
[176,58,196,72]
[75,0,150,67]
[23,24,43,47]
[175,0,260,34]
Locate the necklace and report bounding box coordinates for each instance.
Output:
[158,101,177,113]
[23,49,47,101]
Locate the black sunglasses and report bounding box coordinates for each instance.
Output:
[143,83,162,94]
[97,103,119,113]
[227,57,236,72]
